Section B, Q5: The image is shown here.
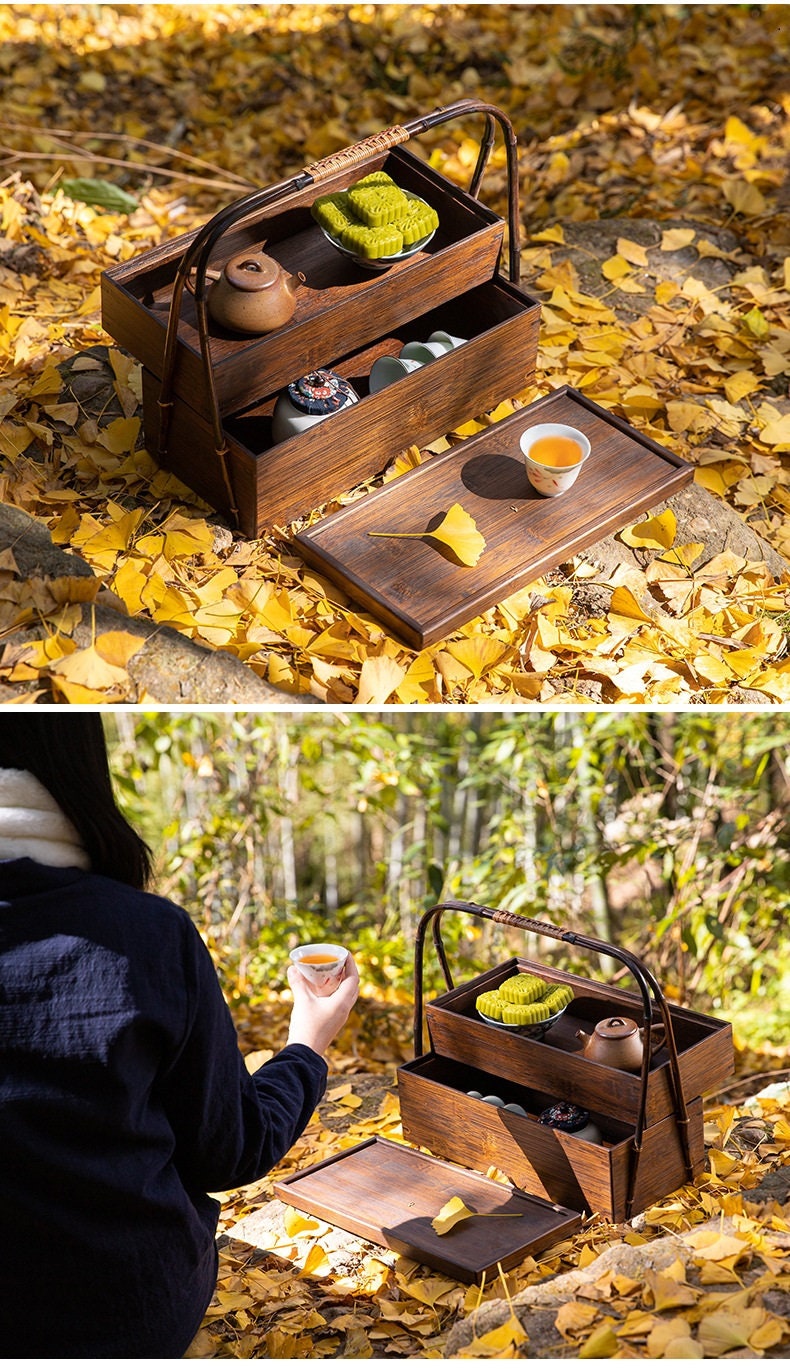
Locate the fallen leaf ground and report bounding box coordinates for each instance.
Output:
[187,993,790,1359]
[1,3,789,702]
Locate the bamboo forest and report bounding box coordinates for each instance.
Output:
[107,709,790,1054]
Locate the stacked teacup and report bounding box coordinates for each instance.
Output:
[369,331,466,393]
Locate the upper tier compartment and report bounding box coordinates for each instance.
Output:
[101,146,506,422]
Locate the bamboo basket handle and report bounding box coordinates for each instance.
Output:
[156,100,521,523]
[413,900,693,1219]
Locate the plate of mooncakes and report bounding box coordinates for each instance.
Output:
[476,974,574,1035]
[312,172,439,270]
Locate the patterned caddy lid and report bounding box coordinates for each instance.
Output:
[286,369,357,416]
[538,1102,592,1133]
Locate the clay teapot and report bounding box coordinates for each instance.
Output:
[576,1016,665,1072]
[190,248,305,334]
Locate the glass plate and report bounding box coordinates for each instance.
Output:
[318,192,438,271]
[477,1003,569,1038]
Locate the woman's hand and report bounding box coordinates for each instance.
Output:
[285,955,360,1059]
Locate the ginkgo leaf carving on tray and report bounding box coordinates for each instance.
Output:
[368,503,486,567]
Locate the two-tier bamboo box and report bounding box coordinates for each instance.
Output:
[101,101,541,536]
[398,901,732,1224]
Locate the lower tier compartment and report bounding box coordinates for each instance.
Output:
[398,1052,705,1222]
[142,276,540,536]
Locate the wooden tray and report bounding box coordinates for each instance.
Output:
[424,956,734,1129]
[272,1136,581,1283]
[397,1054,705,1222]
[294,386,694,648]
[102,146,505,423]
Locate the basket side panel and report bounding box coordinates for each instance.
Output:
[398,1057,705,1222]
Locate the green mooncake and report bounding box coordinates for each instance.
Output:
[501,1001,551,1025]
[542,985,575,1012]
[400,199,440,245]
[475,991,504,1020]
[348,182,411,227]
[311,172,438,259]
[339,222,404,258]
[498,973,547,1005]
[311,191,355,236]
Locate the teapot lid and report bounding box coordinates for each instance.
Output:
[225,251,282,292]
[285,370,357,416]
[595,1016,639,1039]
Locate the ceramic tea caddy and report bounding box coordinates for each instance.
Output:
[271,369,359,443]
[538,1101,602,1143]
[193,247,306,334]
[576,1014,665,1073]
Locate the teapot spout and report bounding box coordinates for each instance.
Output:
[288,270,307,295]
[575,1028,592,1047]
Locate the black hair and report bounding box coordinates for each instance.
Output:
[0,714,153,890]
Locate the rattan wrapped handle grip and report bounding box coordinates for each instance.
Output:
[303,125,411,182]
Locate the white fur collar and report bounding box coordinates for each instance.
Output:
[0,767,90,870]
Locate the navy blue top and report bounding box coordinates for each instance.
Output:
[0,859,328,1357]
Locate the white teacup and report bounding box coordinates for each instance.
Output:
[289,942,348,995]
[428,330,467,351]
[399,340,448,364]
[520,422,591,497]
[369,354,423,393]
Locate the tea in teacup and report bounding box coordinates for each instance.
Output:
[528,434,584,468]
[289,942,348,994]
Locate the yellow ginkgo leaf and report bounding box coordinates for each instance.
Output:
[723,177,767,217]
[368,503,486,567]
[609,586,656,623]
[759,413,790,448]
[432,1196,476,1235]
[457,1313,528,1356]
[354,655,407,706]
[426,504,487,565]
[617,236,649,267]
[620,510,677,551]
[49,644,130,691]
[431,1195,524,1236]
[660,227,696,251]
[578,1322,619,1358]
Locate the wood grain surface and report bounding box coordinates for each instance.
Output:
[397,1054,705,1222]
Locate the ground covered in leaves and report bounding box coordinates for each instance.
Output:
[185,992,790,1359]
[1,4,790,701]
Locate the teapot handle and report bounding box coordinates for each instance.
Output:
[184,266,221,296]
